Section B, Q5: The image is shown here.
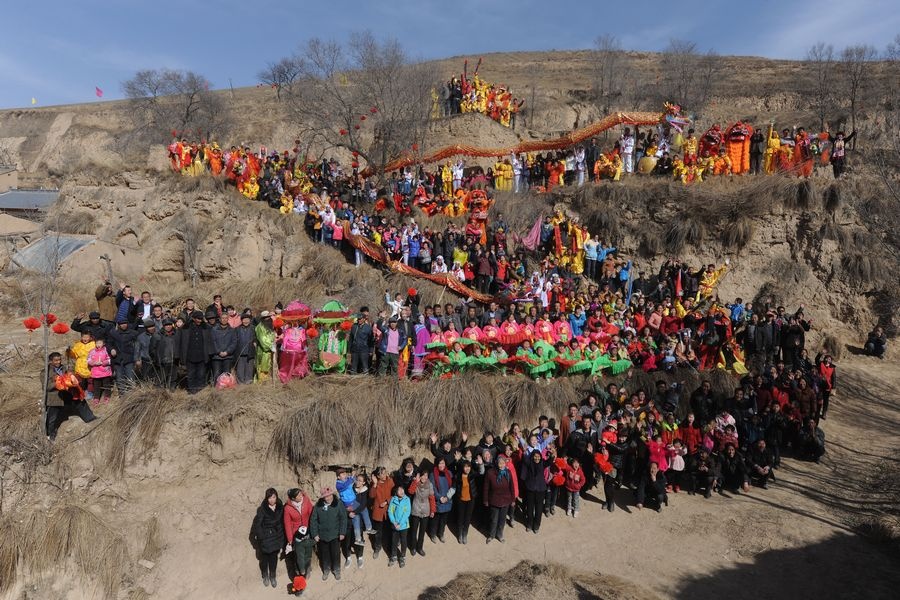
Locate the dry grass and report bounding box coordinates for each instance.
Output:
[0,517,22,594]
[664,216,706,253]
[821,333,843,360]
[270,375,590,468]
[418,559,660,600]
[842,252,885,285]
[141,516,164,561]
[27,503,130,598]
[722,215,755,250]
[819,221,849,245]
[105,387,183,475]
[792,179,815,210]
[824,183,842,214]
[43,210,97,235]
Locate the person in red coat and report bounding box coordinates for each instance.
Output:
[483,455,516,543]
[284,488,315,578]
[680,413,704,455]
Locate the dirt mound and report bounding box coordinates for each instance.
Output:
[418,560,660,600]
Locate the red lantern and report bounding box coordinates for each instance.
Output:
[43,313,57,325]
[351,151,359,158]
[292,147,299,154]
[353,125,360,130]
[351,161,359,169]
[411,143,418,151]
[294,139,301,145]
[339,129,348,136]
[407,287,418,297]
[360,115,366,121]
[306,327,319,338]
[340,320,353,331]
[273,316,284,329]
[52,322,70,335]
[291,575,307,592]
[23,317,41,331]
[369,107,378,114]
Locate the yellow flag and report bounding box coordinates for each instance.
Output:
[31,97,37,105]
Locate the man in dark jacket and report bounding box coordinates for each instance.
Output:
[483,455,516,544]
[689,448,720,498]
[689,380,716,426]
[107,318,139,393]
[180,311,212,393]
[797,418,826,463]
[519,450,550,533]
[309,487,347,582]
[349,308,375,374]
[748,439,775,488]
[134,319,156,384]
[150,319,179,388]
[234,311,256,384]
[210,311,238,382]
[750,128,765,174]
[45,352,95,440]
[71,311,112,342]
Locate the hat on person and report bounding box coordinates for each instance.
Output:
[191,310,204,320]
[88,311,101,319]
[319,486,335,499]
[143,318,157,328]
[162,318,175,326]
[241,310,253,319]
[260,310,272,319]
[204,309,218,320]
[115,316,129,325]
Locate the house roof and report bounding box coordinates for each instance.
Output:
[8,235,93,273]
[0,189,59,211]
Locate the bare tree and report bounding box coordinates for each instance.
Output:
[806,43,835,131]
[258,57,303,100]
[171,210,214,287]
[283,31,436,180]
[839,44,877,148]
[122,69,228,143]
[659,39,700,110]
[591,34,625,114]
[695,49,722,109]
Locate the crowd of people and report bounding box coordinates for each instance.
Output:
[251,363,829,595]
[45,253,888,442]
[435,59,525,128]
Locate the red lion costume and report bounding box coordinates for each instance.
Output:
[698,125,723,157]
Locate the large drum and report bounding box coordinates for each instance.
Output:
[637,156,658,174]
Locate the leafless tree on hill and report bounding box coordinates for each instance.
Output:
[806,43,835,131]
[282,31,436,181]
[257,57,303,100]
[591,34,625,115]
[122,69,229,143]
[658,39,720,114]
[839,45,877,149]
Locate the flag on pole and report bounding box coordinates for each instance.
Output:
[95,86,103,98]
[675,269,683,298]
[31,98,37,105]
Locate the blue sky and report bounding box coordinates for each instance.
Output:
[1,0,897,109]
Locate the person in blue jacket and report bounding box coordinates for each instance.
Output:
[387,484,411,568]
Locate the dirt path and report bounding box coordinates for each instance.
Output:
[116,354,898,600]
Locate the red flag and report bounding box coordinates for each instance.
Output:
[95,86,103,98]
[517,214,543,251]
[675,269,683,298]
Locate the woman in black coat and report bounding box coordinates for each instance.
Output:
[252,488,285,588]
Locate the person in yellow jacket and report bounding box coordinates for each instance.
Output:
[682,129,698,164]
[493,159,506,191]
[68,332,96,399]
[697,150,716,179]
[764,124,781,174]
[441,162,453,196]
[241,176,260,200]
[697,259,729,300]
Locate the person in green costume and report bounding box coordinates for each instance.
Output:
[255,311,277,382]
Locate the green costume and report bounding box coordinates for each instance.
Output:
[255,322,277,381]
